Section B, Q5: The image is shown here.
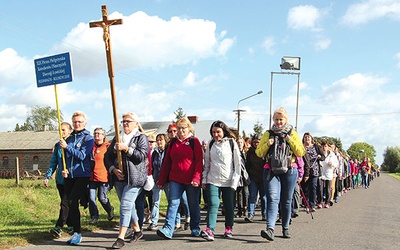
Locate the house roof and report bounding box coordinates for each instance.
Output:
[0,131,59,150]
[106,120,215,143]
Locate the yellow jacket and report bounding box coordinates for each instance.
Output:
[255,130,305,162]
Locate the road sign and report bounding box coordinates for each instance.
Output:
[34,52,73,87]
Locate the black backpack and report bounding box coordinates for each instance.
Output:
[267,129,293,175]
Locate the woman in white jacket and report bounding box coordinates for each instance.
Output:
[319,141,339,208]
[201,120,241,241]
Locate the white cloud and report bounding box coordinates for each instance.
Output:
[0,48,34,85]
[341,0,400,26]
[183,71,198,87]
[287,5,324,31]
[314,38,331,51]
[262,37,275,54]
[319,73,388,104]
[51,11,235,78]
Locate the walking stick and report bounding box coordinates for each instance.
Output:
[300,184,314,219]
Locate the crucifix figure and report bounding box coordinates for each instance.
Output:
[89,5,123,169]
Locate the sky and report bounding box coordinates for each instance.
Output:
[1,0,400,164]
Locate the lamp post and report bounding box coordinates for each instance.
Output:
[269,56,301,129]
[234,90,263,138]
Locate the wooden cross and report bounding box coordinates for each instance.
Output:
[89,5,123,170]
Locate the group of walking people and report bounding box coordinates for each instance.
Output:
[44,107,376,248]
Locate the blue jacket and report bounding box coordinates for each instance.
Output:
[64,129,94,178]
[151,147,165,183]
[44,142,65,185]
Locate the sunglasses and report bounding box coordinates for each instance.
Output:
[121,120,135,124]
[168,130,177,133]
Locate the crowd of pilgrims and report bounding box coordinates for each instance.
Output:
[45,109,379,248]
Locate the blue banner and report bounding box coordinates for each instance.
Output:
[34,52,73,87]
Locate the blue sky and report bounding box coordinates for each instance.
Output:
[1,0,400,164]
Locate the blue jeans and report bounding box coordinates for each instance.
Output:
[248,179,266,217]
[162,181,200,235]
[306,176,319,207]
[163,185,190,225]
[150,186,163,225]
[114,181,142,227]
[264,168,298,230]
[88,181,113,219]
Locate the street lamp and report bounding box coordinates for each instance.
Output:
[269,56,301,129]
[234,90,263,138]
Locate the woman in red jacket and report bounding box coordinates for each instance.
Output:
[156,117,204,239]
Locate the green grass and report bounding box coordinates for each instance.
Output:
[0,179,168,249]
[388,172,400,181]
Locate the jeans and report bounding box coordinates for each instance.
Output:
[236,186,249,212]
[205,184,235,231]
[64,177,90,233]
[248,179,266,217]
[322,179,332,203]
[114,181,142,227]
[264,168,298,230]
[88,181,113,219]
[150,186,163,225]
[306,176,319,207]
[162,181,200,235]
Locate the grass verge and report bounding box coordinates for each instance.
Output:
[0,179,168,249]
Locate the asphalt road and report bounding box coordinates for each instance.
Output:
[12,173,400,250]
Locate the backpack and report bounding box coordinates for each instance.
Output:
[267,129,293,175]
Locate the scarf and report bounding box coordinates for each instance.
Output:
[271,123,293,136]
[121,127,138,144]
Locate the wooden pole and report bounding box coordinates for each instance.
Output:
[89,5,123,169]
[15,157,19,185]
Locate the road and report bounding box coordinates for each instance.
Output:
[12,173,400,250]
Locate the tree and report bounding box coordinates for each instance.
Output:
[347,142,376,164]
[173,107,186,122]
[314,136,344,153]
[251,120,264,138]
[14,105,61,131]
[381,146,400,173]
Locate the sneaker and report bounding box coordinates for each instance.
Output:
[108,206,115,221]
[305,207,310,213]
[200,227,214,241]
[50,227,62,238]
[68,232,82,245]
[191,229,201,237]
[147,223,158,231]
[157,228,172,239]
[235,211,243,218]
[334,197,339,203]
[324,203,330,208]
[111,238,125,249]
[224,226,233,238]
[329,201,334,206]
[282,228,291,238]
[244,215,254,223]
[144,213,151,224]
[316,203,323,209]
[89,217,98,225]
[261,214,266,221]
[130,231,143,242]
[124,228,133,239]
[66,226,74,235]
[174,225,183,232]
[311,207,316,212]
[184,221,190,230]
[260,228,274,241]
